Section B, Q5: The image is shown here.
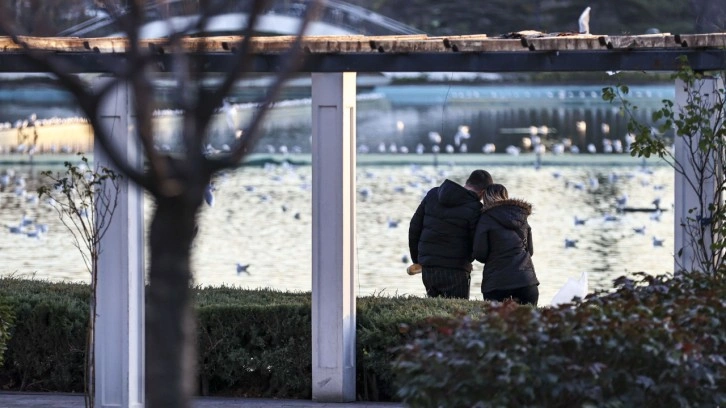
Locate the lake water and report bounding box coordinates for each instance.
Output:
[0,81,676,304]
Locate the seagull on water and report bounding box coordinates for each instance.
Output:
[236,263,251,275]
[454,125,471,146]
[204,183,215,207]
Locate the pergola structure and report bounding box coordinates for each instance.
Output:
[1,33,725,407]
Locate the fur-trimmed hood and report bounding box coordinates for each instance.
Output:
[481,198,533,214]
[480,198,533,231]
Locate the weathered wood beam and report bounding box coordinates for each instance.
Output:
[3,33,726,55]
[1,34,725,73]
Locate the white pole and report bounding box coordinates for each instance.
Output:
[94,80,145,408]
[311,72,357,402]
[674,76,724,273]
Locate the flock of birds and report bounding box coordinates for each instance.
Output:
[1,169,51,239]
[359,122,639,159]
[0,115,90,155]
[554,165,669,251]
[2,153,673,303]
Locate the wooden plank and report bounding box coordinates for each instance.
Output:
[365,37,445,53]
[445,38,527,52]
[674,33,726,48]
[601,34,673,49]
[524,35,607,51]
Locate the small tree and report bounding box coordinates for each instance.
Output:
[603,59,726,275]
[37,154,121,408]
[1,1,321,406]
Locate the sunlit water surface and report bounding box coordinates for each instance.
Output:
[1,157,674,304]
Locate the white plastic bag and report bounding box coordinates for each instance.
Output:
[550,271,588,306]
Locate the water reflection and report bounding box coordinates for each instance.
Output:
[0,82,677,303]
[2,82,672,157]
[0,157,674,304]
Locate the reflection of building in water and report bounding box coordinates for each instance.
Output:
[0,84,672,157]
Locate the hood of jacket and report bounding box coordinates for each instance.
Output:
[481,198,532,230]
[437,179,479,207]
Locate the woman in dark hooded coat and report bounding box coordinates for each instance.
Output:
[473,184,539,306]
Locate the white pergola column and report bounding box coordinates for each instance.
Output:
[674,76,724,273]
[311,72,357,402]
[94,81,145,408]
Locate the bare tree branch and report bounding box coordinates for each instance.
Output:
[0,28,153,190]
[195,0,272,132]
[213,0,323,170]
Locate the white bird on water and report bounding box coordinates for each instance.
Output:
[565,238,578,248]
[204,183,215,207]
[453,125,471,146]
[578,6,591,35]
[236,263,251,275]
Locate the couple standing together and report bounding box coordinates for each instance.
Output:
[408,169,539,306]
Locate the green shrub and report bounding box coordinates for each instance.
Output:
[356,296,486,401]
[6,274,721,405]
[195,292,313,397]
[0,278,89,391]
[0,297,14,369]
[392,271,726,407]
[0,280,484,399]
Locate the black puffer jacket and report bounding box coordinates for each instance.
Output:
[473,198,539,293]
[408,179,482,269]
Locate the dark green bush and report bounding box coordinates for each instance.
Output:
[195,288,313,397]
[0,278,89,391]
[0,297,14,369]
[5,273,722,405]
[393,271,726,408]
[356,296,485,401]
[0,280,483,399]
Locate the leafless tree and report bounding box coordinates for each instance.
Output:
[38,157,122,408]
[1,0,320,406]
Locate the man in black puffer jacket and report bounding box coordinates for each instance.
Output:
[408,169,493,299]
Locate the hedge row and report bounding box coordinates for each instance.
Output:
[0,279,477,399]
[1,272,724,406]
[393,271,726,407]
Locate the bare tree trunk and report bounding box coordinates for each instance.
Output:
[146,189,202,407]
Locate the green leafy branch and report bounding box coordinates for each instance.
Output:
[603,57,726,275]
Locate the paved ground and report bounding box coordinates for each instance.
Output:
[0,392,404,408]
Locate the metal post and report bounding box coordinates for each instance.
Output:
[311,72,357,402]
[94,80,145,408]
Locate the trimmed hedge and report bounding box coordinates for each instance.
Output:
[0,279,481,399]
[392,271,726,407]
[0,297,13,369]
[0,279,88,392]
[1,272,724,405]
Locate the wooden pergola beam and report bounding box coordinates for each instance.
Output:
[2,32,725,54]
